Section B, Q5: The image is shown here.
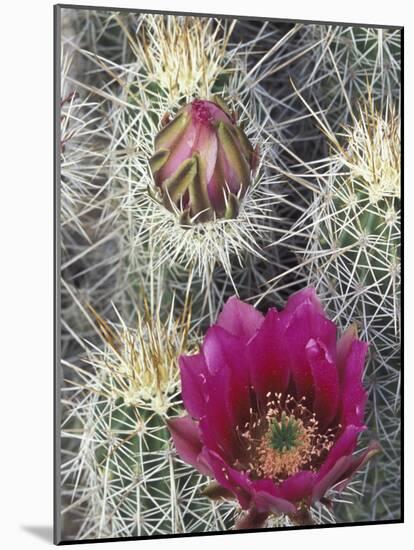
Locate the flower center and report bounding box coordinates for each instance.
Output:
[236,393,337,482]
[192,100,214,125]
[268,413,303,452]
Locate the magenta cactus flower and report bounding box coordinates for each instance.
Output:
[168,288,379,528]
[149,98,256,223]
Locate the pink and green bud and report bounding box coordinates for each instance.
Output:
[149,99,257,224]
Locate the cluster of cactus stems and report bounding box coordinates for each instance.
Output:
[266,28,401,521]
[303,99,400,521]
[59,8,401,541]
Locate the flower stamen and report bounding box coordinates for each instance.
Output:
[236,393,337,482]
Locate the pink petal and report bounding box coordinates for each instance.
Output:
[312,455,354,502]
[340,340,369,427]
[192,121,218,183]
[317,424,364,481]
[282,287,325,317]
[202,325,251,426]
[279,471,317,504]
[202,448,252,509]
[253,491,297,515]
[197,327,253,459]
[158,123,196,182]
[313,440,380,502]
[279,299,337,401]
[207,165,226,213]
[179,353,207,420]
[216,296,264,341]
[337,324,359,381]
[246,308,290,407]
[168,416,211,476]
[249,478,297,515]
[334,440,381,492]
[217,144,247,194]
[198,366,240,460]
[306,338,340,430]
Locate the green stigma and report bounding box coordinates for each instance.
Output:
[268,413,303,453]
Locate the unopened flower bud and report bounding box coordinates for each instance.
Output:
[149,99,256,223]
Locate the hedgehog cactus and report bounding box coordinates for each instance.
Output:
[136,15,235,101]
[66,386,236,538]
[58,7,401,542]
[303,25,401,130]
[332,101,400,323]
[290,98,401,521]
[62,300,236,538]
[309,99,400,339]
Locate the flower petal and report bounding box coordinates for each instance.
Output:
[154,110,190,152]
[279,471,317,504]
[250,478,297,515]
[158,120,196,182]
[179,353,207,419]
[217,121,251,194]
[279,292,337,401]
[334,440,381,492]
[202,325,251,427]
[282,287,325,317]
[202,449,252,509]
[312,455,354,502]
[198,366,240,460]
[337,324,358,381]
[317,424,364,481]
[313,440,379,502]
[207,165,226,214]
[216,296,264,341]
[168,416,211,476]
[253,491,297,515]
[340,340,368,427]
[246,308,290,406]
[306,338,340,429]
